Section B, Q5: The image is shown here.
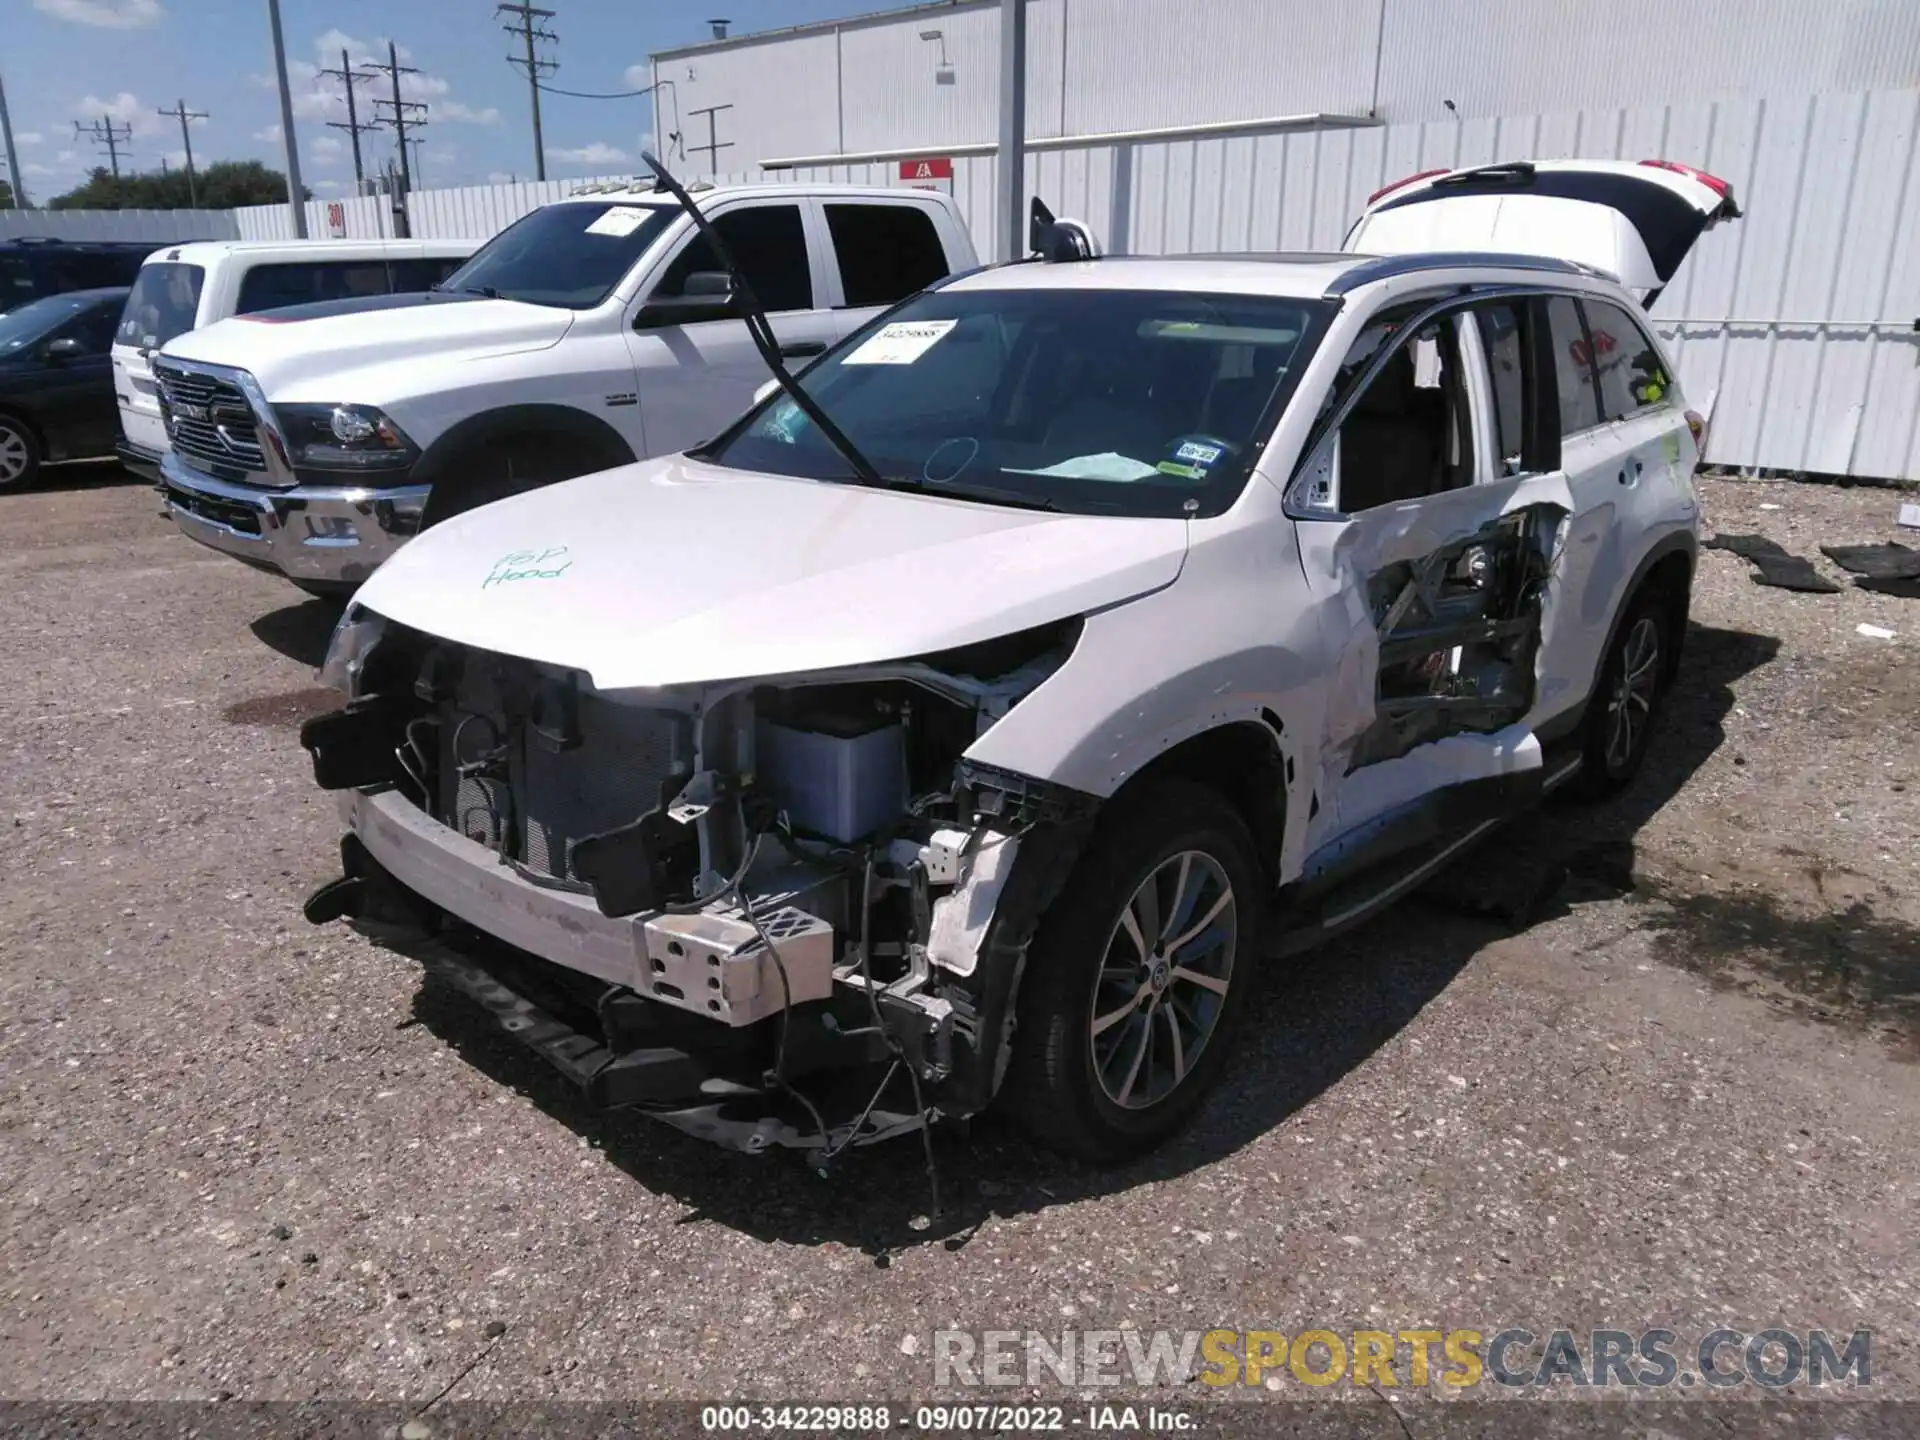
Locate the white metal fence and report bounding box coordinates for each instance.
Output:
[21,84,1919,480]
[0,207,237,241]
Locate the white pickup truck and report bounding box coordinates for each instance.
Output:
[154,183,977,595]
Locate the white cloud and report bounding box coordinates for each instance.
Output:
[55,149,76,164]
[485,170,518,184]
[254,123,282,144]
[310,134,344,165]
[622,64,651,88]
[16,131,44,147]
[34,0,163,28]
[22,162,59,177]
[72,91,165,140]
[160,148,187,168]
[309,178,347,194]
[437,101,501,125]
[549,142,629,167]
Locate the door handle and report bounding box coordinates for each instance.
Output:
[779,341,826,359]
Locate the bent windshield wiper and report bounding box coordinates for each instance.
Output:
[641,151,885,490]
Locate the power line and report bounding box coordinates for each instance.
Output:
[318,48,382,188]
[498,3,557,183]
[361,39,428,203]
[74,115,133,178]
[155,98,208,207]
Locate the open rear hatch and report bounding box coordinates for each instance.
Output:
[1344,159,1740,304]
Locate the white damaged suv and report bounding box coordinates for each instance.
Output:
[303,160,1735,1163]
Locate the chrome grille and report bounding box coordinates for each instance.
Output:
[154,363,266,476]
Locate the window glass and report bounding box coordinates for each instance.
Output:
[1473,302,1527,476]
[236,261,398,315]
[0,291,105,352]
[117,263,205,347]
[824,204,950,307]
[60,297,120,354]
[0,255,37,309]
[1545,295,1600,435]
[1583,297,1673,419]
[390,256,466,291]
[658,205,813,312]
[1336,312,1474,512]
[711,287,1332,520]
[439,201,679,308]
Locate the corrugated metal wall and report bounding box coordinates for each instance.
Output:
[659,0,1920,161]
[0,208,237,242]
[780,86,1920,481]
[231,193,395,242]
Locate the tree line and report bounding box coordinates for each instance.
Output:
[0,161,306,211]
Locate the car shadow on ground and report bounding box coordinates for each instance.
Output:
[250,597,343,668]
[392,620,1796,1254]
[22,459,145,494]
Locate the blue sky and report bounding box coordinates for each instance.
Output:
[7,0,865,202]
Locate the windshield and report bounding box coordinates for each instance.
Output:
[707,286,1334,518]
[117,262,205,348]
[0,292,104,353]
[435,200,679,309]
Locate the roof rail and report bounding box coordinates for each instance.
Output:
[1325,250,1605,295]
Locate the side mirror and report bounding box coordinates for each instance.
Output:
[44,336,84,363]
[634,269,737,329]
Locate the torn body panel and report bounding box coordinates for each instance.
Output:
[1294,475,1574,858]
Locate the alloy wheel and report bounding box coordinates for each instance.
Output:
[1604,616,1661,772]
[1089,849,1237,1111]
[0,425,30,486]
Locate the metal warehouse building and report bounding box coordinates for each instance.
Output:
[643,0,1920,483]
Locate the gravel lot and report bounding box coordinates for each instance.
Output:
[1,467,1916,1418]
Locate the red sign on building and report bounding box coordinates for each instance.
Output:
[898,157,954,182]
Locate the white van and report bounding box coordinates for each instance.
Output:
[113,239,477,481]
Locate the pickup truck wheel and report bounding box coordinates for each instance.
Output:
[1565,588,1673,800]
[419,434,601,530]
[1007,778,1262,1164]
[0,415,41,489]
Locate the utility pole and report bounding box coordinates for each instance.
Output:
[265,0,307,236]
[0,67,26,208]
[318,48,381,188]
[685,103,733,176]
[363,40,427,195]
[74,115,134,178]
[497,3,557,183]
[155,99,209,207]
[997,0,1027,262]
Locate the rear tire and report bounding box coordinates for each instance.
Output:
[1006,778,1264,1165]
[417,434,607,530]
[1565,587,1673,799]
[0,414,42,490]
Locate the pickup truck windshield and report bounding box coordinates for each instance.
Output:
[708,287,1334,518]
[436,201,678,309]
[117,262,204,349]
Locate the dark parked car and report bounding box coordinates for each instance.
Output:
[0,238,165,313]
[0,287,128,488]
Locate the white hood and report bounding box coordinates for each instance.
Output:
[162,297,572,391]
[353,455,1190,691]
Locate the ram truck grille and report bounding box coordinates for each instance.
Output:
[154,363,267,477]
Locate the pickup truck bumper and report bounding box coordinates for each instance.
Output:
[115,439,164,484]
[160,451,427,586]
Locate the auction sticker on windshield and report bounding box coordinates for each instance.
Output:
[844,319,957,365]
[585,207,650,238]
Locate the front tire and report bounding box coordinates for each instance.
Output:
[0,415,42,490]
[417,434,606,531]
[1007,778,1264,1164]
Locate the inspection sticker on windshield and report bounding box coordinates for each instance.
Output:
[584,207,649,238]
[843,319,957,365]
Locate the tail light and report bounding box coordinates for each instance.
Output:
[1635,159,1743,216]
[1366,168,1448,206]
[1684,408,1709,463]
